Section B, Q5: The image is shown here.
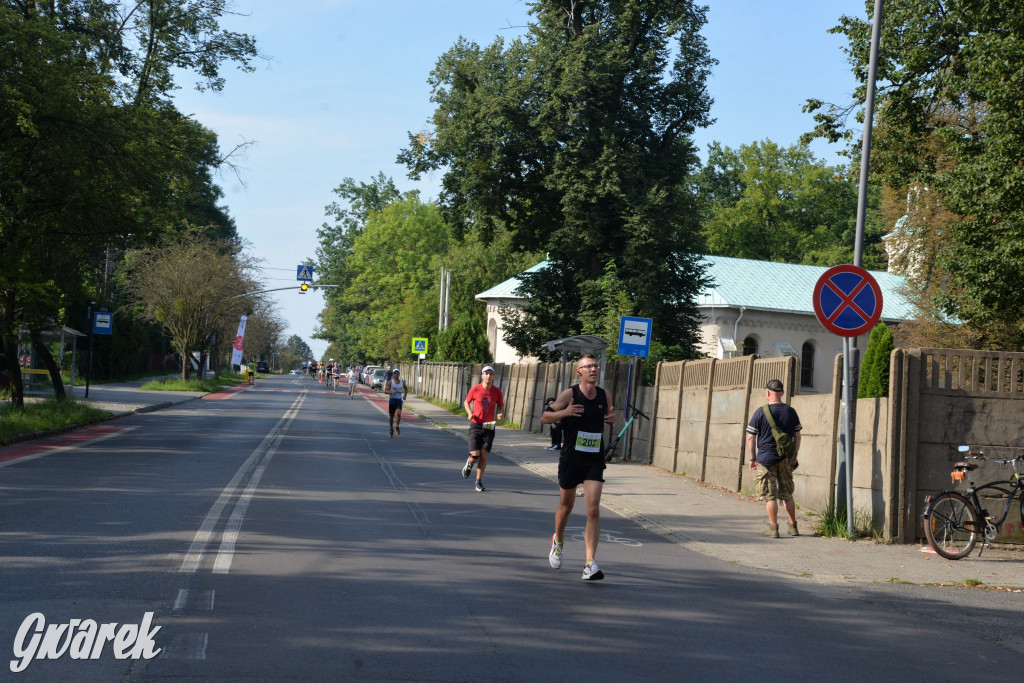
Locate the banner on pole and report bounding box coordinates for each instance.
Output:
[230,315,247,367]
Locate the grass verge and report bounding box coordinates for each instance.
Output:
[810,503,883,540]
[140,375,243,392]
[0,399,113,445]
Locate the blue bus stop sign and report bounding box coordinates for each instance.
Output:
[812,265,883,337]
[618,316,652,357]
[93,311,113,336]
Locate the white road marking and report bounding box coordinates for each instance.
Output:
[179,392,304,574]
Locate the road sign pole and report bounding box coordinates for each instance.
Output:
[620,358,633,461]
[85,302,94,399]
[838,338,858,537]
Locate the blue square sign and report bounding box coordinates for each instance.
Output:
[618,316,652,357]
[93,312,113,336]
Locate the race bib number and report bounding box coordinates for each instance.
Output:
[483,421,496,430]
[575,431,601,453]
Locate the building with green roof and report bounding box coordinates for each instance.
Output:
[476,256,914,392]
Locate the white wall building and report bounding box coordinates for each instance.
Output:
[476,256,915,392]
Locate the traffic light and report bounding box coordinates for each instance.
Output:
[300,282,309,293]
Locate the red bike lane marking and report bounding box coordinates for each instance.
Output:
[202,385,250,400]
[0,424,133,466]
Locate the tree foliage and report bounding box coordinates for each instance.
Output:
[401,0,715,356]
[805,1,1024,348]
[695,140,886,269]
[0,0,260,404]
[336,196,448,361]
[121,228,258,379]
[858,321,895,399]
[434,311,489,363]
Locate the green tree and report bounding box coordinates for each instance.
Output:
[805,2,1024,348]
[340,197,447,359]
[401,0,715,356]
[315,174,408,355]
[121,228,258,379]
[434,311,489,362]
[695,140,885,268]
[858,322,895,398]
[0,1,259,405]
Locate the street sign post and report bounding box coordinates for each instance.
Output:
[411,338,428,354]
[617,316,652,358]
[296,265,314,281]
[813,264,883,537]
[616,316,652,461]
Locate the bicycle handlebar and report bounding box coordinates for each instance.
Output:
[963,451,1024,467]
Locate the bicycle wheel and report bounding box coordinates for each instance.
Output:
[924,492,979,560]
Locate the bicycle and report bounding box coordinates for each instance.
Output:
[922,445,1024,560]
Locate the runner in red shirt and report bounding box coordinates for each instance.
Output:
[461,365,504,492]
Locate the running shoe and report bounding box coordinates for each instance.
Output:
[582,560,604,581]
[475,480,486,492]
[395,426,400,435]
[462,459,474,478]
[548,535,563,569]
[389,429,394,438]
[546,444,560,451]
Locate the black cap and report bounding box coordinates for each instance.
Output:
[766,379,784,393]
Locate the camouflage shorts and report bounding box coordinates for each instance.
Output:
[755,459,795,502]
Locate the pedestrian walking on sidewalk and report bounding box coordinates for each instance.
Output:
[543,397,562,450]
[542,354,615,581]
[746,378,802,538]
[462,365,504,492]
[385,369,407,437]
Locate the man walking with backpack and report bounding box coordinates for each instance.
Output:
[746,379,802,538]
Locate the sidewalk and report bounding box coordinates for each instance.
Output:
[18,380,1024,590]
[401,393,1024,591]
[73,376,206,415]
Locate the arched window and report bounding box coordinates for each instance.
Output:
[801,341,815,388]
[742,336,758,356]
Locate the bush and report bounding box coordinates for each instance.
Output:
[858,321,894,398]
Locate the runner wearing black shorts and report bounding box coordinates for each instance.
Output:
[542,354,615,581]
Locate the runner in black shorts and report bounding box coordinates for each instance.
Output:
[542,354,615,581]
[462,366,504,492]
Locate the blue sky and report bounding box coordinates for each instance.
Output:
[171,0,869,362]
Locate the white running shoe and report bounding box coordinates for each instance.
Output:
[582,560,604,581]
[475,480,486,492]
[548,535,563,569]
[462,459,474,478]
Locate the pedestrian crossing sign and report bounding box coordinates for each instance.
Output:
[296,265,314,281]
[412,338,428,354]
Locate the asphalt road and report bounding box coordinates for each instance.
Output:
[1,375,1021,681]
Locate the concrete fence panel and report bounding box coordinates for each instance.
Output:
[650,361,683,471]
[704,356,755,491]
[676,359,715,478]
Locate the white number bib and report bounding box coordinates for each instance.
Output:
[483,421,496,430]
[575,430,601,453]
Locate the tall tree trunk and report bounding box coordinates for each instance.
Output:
[30,329,66,400]
[1,330,25,409]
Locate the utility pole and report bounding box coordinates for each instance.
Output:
[438,267,452,331]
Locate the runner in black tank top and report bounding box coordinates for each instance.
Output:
[541,354,615,581]
[560,384,610,465]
